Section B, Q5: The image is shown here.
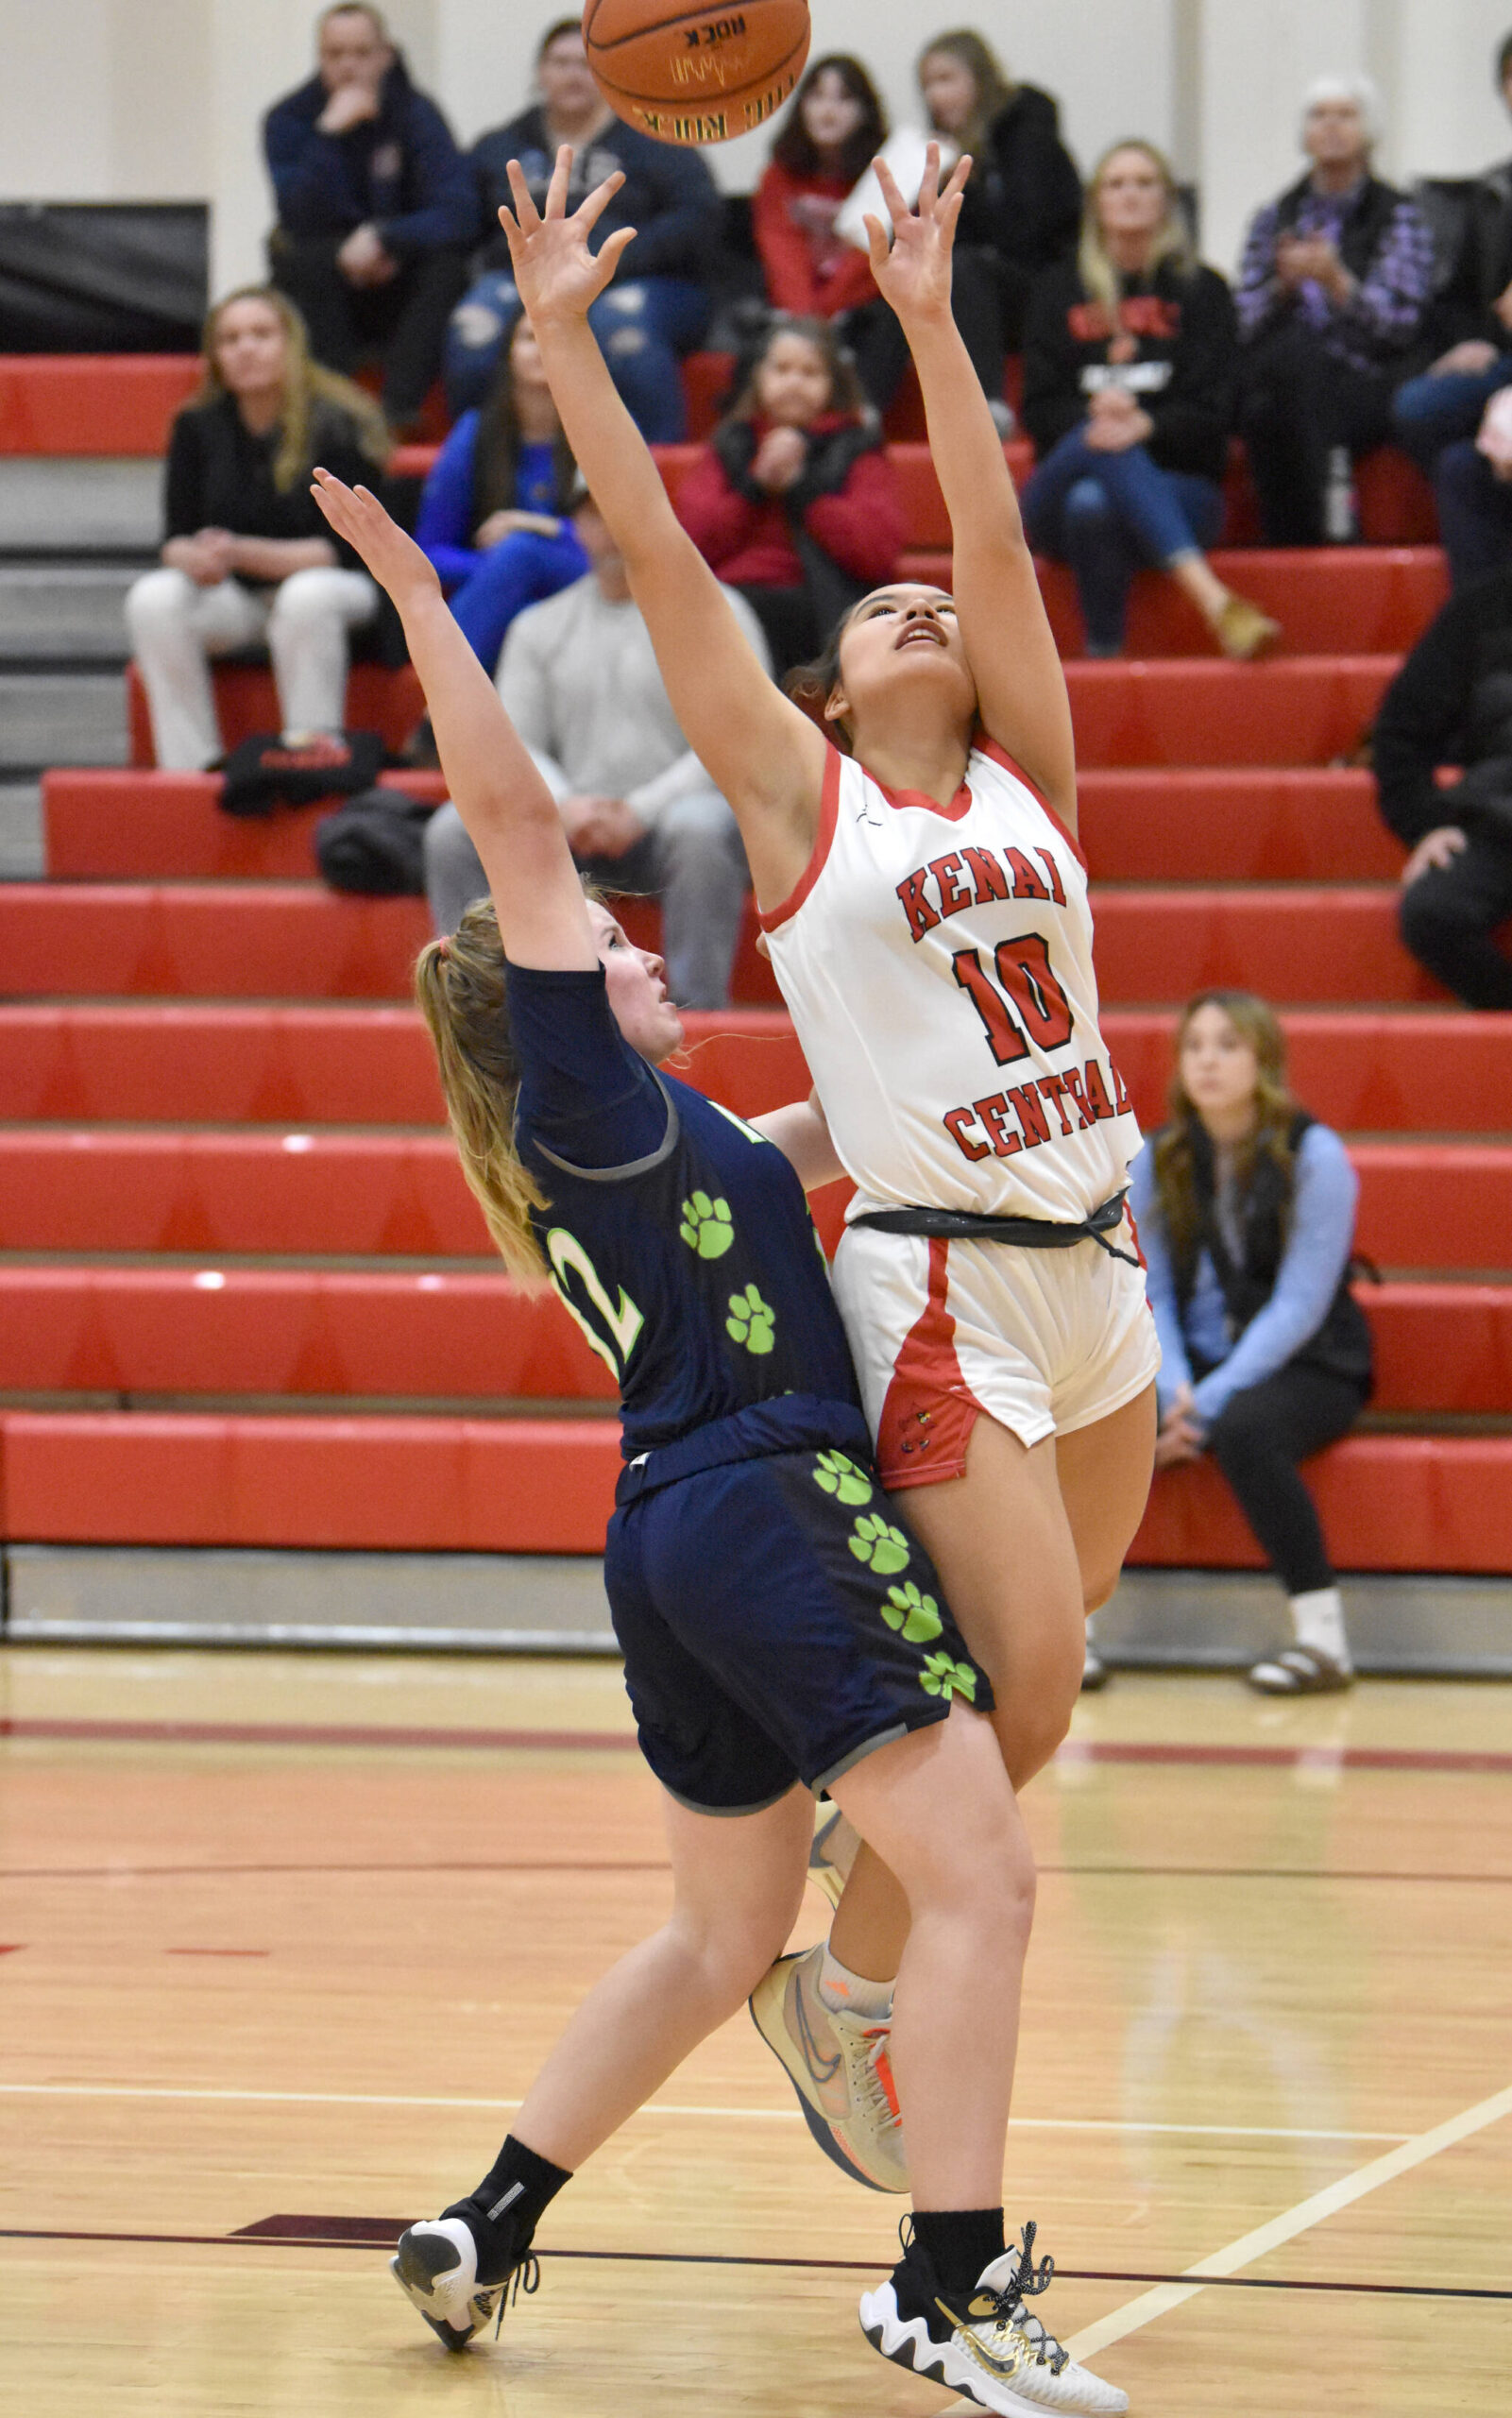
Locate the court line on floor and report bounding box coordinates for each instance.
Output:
[1065,2078,1512,2364]
[2,2225,1509,2304]
[5,1715,1510,1776]
[3,1858,1506,1885]
[0,2082,1409,2142]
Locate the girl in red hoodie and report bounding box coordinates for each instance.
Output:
[674,315,906,674]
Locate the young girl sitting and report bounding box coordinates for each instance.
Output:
[673,315,905,677]
[416,314,586,671]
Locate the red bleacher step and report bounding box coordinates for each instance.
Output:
[42,766,1408,886]
[0,1269,1501,1414]
[1065,656,1395,769]
[44,769,448,881]
[0,355,199,454]
[0,1132,1503,1267]
[126,661,424,766]
[0,1005,794,1124]
[1129,1437,1512,1575]
[0,1411,619,1552]
[0,1414,1500,1565]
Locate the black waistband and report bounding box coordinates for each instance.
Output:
[852,1188,1140,1268]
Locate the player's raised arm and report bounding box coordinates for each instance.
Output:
[309,468,594,969]
[496,147,828,907]
[866,147,1078,830]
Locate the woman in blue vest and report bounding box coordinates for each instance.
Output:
[1124,990,1372,1694]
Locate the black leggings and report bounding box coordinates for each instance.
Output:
[1201,1360,1368,1595]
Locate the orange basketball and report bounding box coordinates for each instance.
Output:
[582,0,810,147]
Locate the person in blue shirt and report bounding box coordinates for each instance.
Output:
[263,5,475,434]
[307,465,1125,2416]
[445,18,716,434]
[415,315,586,670]
[1125,990,1372,1695]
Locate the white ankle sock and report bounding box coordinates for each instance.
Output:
[1289,1586,1351,1669]
[817,1947,893,2022]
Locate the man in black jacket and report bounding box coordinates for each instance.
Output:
[264,4,475,433]
[1373,572,1512,1007]
[1394,32,1512,474]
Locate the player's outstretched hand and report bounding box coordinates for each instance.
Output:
[498,145,637,330]
[309,467,441,608]
[864,143,971,329]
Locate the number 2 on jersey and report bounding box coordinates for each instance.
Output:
[546,1226,645,1379]
[951,931,1075,1066]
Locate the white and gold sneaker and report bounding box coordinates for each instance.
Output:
[807,1804,859,1910]
[860,2219,1129,2414]
[748,1941,907,2192]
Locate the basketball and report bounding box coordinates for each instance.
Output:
[582,0,811,146]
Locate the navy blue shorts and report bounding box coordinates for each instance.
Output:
[603,1396,993,1816]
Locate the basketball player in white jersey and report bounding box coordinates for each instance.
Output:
[500,145,1156,2409]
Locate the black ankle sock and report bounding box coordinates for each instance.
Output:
[905,2208,1008,2314]
[446,2135,572,2286]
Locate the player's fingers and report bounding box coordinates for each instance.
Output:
[597,224,638,275]
[861,213,892,271]
[546,144,574,217]
[575,168,627,233]
[919,142,941,213]
[504,158,540,232]
[873,155,909,230]
[943,151,973,205]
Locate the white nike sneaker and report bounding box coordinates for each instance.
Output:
[748,1941,907,2192]
[390,2214,537,2352]
[860,2219,1128,2414]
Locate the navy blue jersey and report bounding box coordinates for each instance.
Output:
[507,962,860,1456]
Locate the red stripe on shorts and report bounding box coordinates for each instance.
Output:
[875,1236,984,1490]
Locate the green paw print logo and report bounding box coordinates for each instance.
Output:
[921,1653,977,1704]
[726,1284,776,1354]
[847,1511,910,1575]
[812,1450,873,1506]
[883,1581,943,1644]
[680,1192,735,1259]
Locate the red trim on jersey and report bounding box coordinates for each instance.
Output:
[756,743,841,933]
[875,1236,985,1490]
[976,733,1088,875]
[869,765,975,824]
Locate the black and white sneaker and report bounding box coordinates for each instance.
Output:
[391,2213,538,2352]
[859,2219,1128,2413]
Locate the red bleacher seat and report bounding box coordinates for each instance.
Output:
[126,660,425,767]
[44,768,447,880]
[0,355,199,454]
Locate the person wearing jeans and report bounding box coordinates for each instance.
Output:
[447,18,714,435]
[424,486,763,1010]
[1021,141,1276,658]
[125,284,388,769]
[1120,991,1371,1696]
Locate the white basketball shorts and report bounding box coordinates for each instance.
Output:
[829,1212,1161,1490]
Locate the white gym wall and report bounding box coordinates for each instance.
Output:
[1,0,1510,306]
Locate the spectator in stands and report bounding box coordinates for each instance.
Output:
[263,4,474,436]
[1020,141,1279,660]
[918,31,1081,394]
[672,316,905,675]
[416,315,586,672]
[753,56,894,406]
[1430,384,1512,589]
[448,18,716,435]
[1120,991,1370,1696]
[125,287,389,772]
[1393,31,1512,475]
[425,480,767,1010]
[1234,77,1436,544]
[1372,571,1512,1007]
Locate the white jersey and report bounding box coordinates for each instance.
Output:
[761,738,1142,1225]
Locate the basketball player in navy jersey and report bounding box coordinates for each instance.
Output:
[308,467,1129,2416]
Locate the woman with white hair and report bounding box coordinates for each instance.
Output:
[1234,76,1436,543]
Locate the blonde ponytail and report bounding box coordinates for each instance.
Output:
[415,900,549,1284]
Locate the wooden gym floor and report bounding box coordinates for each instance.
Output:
[1,1645,1507,2416]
